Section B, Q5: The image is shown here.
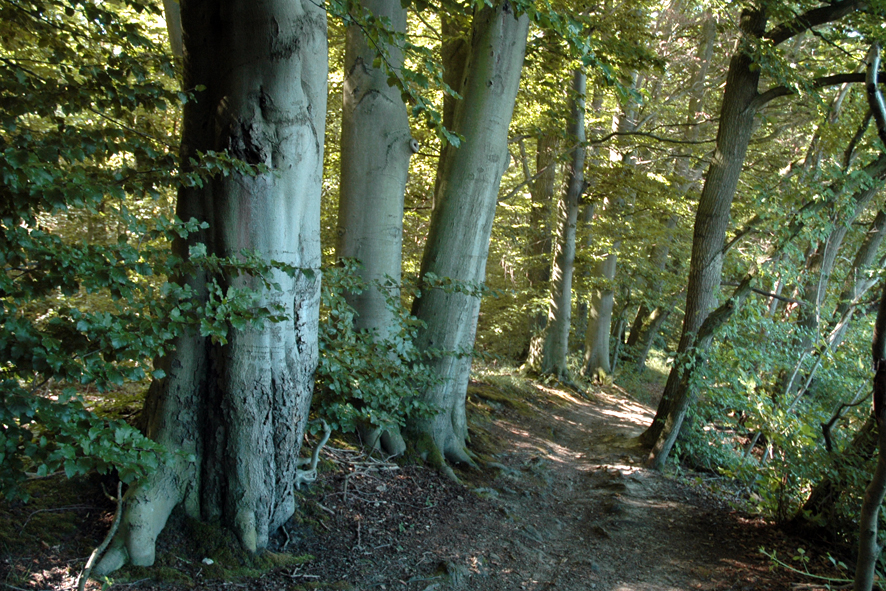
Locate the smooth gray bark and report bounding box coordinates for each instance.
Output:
[583,72,641,377]
[408,1,528,466]
[162,0,183,59]
[97,0,326,572]
[582,251,617,378]
[534,69,586,377]
[336,0,413,455]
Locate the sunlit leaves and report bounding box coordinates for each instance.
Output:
[0,0,301,499]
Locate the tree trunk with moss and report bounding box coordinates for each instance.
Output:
[96,0,326,573]
[408,1,528,466]
[336,0,413,455]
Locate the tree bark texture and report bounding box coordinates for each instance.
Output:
[433,12,470,203]
[336,0,413,455]
[641,8,767,459]
[162,0,183,59]
[409,1,528,465]
[337,0,411,336]
[96,0,326,573]
[534,69,586,377]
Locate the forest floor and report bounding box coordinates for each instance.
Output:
[1,373,852,591]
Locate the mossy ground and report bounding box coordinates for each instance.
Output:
[109,514,313,587]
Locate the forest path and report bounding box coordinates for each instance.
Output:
[464,383,776,591]
[0,376,836,591]
[294,378,832,591]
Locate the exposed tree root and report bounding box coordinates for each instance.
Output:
[296,419,332,490]
[77,481,123,591]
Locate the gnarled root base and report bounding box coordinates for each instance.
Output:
[93,463,187,575]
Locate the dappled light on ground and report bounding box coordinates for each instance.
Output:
[1,374,844,591]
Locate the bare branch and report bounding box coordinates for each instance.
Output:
[751,73,884,111]
[764,0,867,46]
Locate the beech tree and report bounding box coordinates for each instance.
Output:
[336,0,415,455]
[96,0,327,572]
[531,69,587,378]
[408,1,529,466]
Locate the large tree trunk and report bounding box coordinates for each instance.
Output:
[96,0,326,573]
[640,8,768,461]
[408,1,528,466]
[336,0,413,455]
[532,69,586,377]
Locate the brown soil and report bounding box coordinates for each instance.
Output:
[1,378,849,591]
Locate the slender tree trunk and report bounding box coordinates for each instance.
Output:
[525,133,559,361]
[408,1,528,466]
[828,209,886,349]
[96,0,326,572]
[675,13,716,182]
[641,8,768,463]
[336,0,413,455]
[532,69,586,377]
[854,281,886,591]
[780,163,886,397]
[582,251,617,378]
[162,0,183,59]
[634,297,680,372]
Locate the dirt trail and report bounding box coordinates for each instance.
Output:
[291,380,827,591]
[1,379,836,591]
